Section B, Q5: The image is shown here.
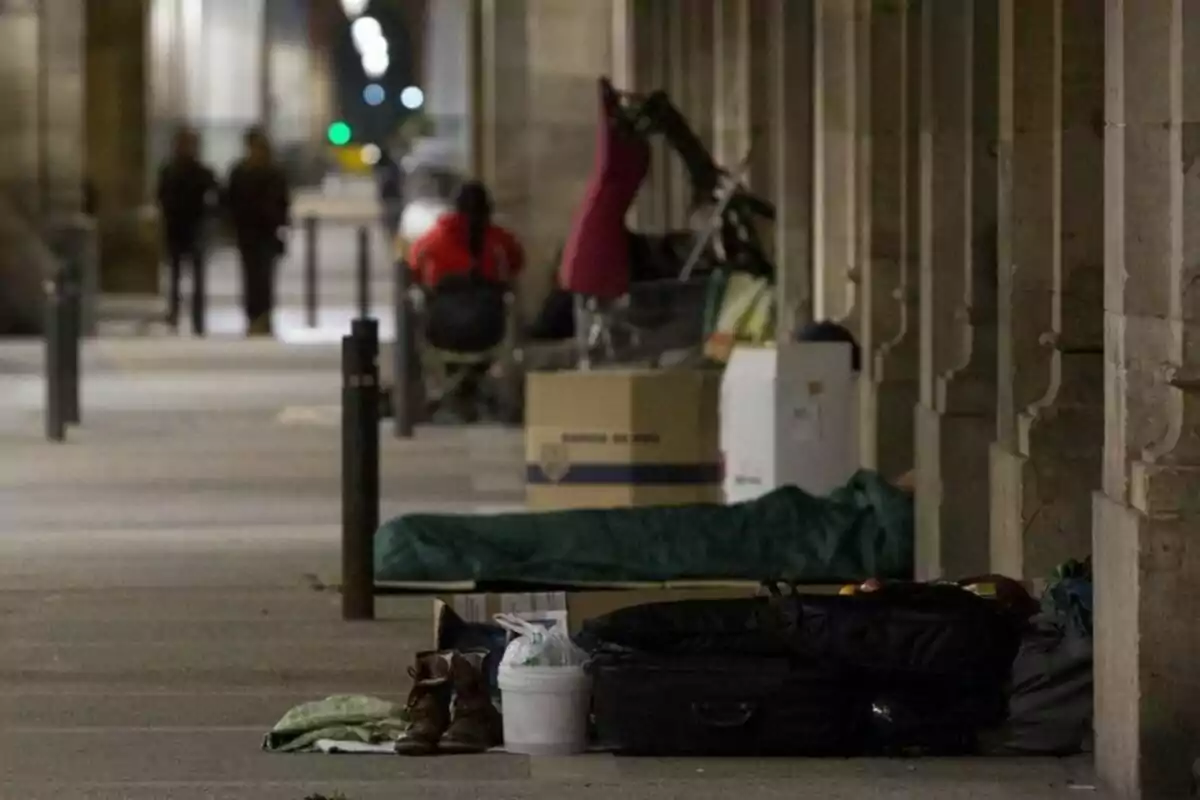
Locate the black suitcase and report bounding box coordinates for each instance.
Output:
[590,650,869,757]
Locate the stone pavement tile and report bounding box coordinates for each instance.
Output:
[0,690,395,729]
[616,756,1097,789]
[0,551,345,592]
[2,767,1107,800]
[0,730,530,783]
[0,589,430,622]
[0,638,421,677]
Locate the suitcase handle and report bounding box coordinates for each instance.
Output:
[691,701,756,729]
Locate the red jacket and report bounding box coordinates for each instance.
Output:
[409,212,524,288]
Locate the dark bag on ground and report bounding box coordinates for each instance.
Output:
[580,585,1020,685]
[780,585,1020,683]
[988,611,1094,756]
[869,679,1009,756]
[424,272,507,353]
[590,649,869,756]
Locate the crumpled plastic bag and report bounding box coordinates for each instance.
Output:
[495,613,589,668]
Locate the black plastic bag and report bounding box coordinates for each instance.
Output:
[990,613,1094,756]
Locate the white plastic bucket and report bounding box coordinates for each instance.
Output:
[497,664,592,756]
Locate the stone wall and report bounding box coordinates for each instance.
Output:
[0,0,85,334]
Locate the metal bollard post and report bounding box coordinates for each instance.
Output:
[341,317,380,620]
[356,225,371,319]
[61,254,81,425]
[304,216,319,328]
[392,260,415,439]
[44,273,66,442]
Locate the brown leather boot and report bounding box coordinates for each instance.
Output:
[394,651,453,755]
[439,649,503,754]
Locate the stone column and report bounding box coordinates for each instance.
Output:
[527,0,619,299]
[686,2,716,155]
[1093,2,1200,796]
[40,0,84,213]
[86,0,145,215]
[476,0,531,294]
[477,0,627,312]
[661,0,718,227]
[664,1,689,223]
[849,0,870,330]
[859,0,919,479]
[771,0,815,339]
[629,0,669,230]
[422,0,477,167]
[990,0,1104,580]
[713,0,776,254]
[712,0,749,172]
[812,0,859,321]
[0,0,83,333]
[910,0,1002,578]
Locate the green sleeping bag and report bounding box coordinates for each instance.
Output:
[374,471,914,588]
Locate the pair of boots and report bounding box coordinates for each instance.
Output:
[396,650,502,756]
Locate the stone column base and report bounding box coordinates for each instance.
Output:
[990,437,1098,580]
[914,402,992,581]
[1093,491,1200,800]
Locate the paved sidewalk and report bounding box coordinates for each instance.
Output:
[0,339,1102,799]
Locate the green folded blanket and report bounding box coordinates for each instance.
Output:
[263,695,409,753]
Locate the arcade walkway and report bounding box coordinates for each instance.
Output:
[0,337,1097,799]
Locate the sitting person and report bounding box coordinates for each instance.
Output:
[409,180,524,291]
[408,181,525,420]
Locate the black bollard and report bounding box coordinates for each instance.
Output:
[44,274,65,442]
[392,260,415,439]
[304,216,319,328]
[341,317,380,620]
[61,253,81,425]
[356,225,371,319]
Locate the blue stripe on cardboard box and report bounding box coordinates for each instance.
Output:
[526,463,723,486]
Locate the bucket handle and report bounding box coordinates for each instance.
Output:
[690,701,756,729]
[493,613,549,638]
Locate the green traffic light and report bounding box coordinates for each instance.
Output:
[327,121,352,146]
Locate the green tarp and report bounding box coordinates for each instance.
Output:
[374,471,914,587]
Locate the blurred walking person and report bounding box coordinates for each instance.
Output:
[225,126,291,337]
[157,127,218,335]
[374,148,405,243]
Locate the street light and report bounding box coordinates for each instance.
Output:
[327,121,353,146]
[363,83,385,107]
[341,0,369,17]
[400,86,425,110]
[362,47,389,78]
[350,16,383,51]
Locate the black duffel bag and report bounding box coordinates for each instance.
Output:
[780,585,1021,683]
[579,584,1020,685]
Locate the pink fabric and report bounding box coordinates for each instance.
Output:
[559,78,651,299]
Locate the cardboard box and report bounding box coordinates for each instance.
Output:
[524,368,722,509]
[721,343,860,503]
[433,584,764,646]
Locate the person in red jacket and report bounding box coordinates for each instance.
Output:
[409,181,524,288]
[408,181,524,421]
